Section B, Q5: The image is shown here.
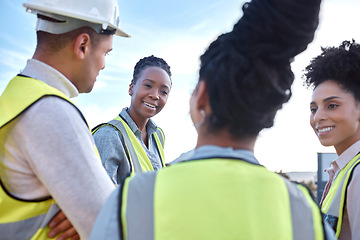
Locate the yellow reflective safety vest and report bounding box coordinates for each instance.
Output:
[92,115,165,173]
[0,75,88,239]
[0,180,59,240]
[119,158,326,240]
[321,153,360,238]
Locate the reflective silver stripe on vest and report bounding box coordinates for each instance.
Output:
[108,119,143,172]
[123,173,319,240]
[326,159,360,217]
[125,172,156,240]
[284,180,315,240]
[155,128,164,147]
[0,204,60,240]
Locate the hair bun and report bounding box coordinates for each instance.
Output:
[230,0,320,63]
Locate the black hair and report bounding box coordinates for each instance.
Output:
[132,55,172,84]
[303,40,360,102]
[198,0,321,138]
[37,26,104,52]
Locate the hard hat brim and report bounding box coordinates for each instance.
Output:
[23,2,131,38]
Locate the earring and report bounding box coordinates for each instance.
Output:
[195,110,206,128]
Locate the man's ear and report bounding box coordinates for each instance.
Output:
[195,80,211,114]
[74,33,90,59]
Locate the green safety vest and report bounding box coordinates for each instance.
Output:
[119,158,325,240]
[0,75,88,239]
[321,153,360,238]
[92,116,165,173]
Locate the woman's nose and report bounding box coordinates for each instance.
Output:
[149,89,160,99]
[313,108,325,122]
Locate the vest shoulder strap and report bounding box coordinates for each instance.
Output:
[92,121,134,173]
[153,127,165,166]
[155,127,165,147]
[92,116,166,172]
[92,117,147,172]
[111,116,164,170]
[0,75,87,128]
[322,153,360,237]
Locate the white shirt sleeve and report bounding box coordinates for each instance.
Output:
[12,96,115,239]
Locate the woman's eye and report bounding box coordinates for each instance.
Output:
[310,107,317,114]
[144,84,151,88]
[162,90,168,95]
[328,103,338,109]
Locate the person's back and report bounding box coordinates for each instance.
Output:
[0,0,129,239]
[91,147,334,240]
[120,153,325,239]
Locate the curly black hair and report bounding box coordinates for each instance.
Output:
[303,40,360,101]
[132,55,172,84]
[198,0,321,138]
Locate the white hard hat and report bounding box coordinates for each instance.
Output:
[23,0,130,37]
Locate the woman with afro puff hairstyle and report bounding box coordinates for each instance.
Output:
[304,40,360,240]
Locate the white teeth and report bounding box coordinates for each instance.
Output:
[144,102,155,108]
[318,127,333,133]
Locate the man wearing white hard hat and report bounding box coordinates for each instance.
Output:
[0,0,129,239]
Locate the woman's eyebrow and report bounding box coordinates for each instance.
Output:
[310,96,342,105]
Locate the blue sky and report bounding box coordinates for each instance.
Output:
[1,0,360,172]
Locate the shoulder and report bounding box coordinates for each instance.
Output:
[347,161,360,189]
[346,159,360,187]
[93,123,124,139]
[93,123,119,134]
[156,126,164,134]
[351,160,360,175]
[21,96,85,127]
[93,124,127,152]
[279,176,316,203]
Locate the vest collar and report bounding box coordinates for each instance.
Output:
[20,59,78,98]
[171,145,259,166]
[120,107,157,135]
